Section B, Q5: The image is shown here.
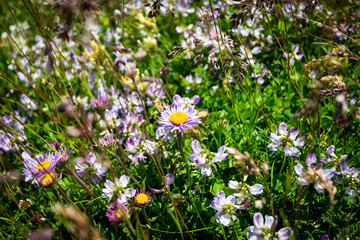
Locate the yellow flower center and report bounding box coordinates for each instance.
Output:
[113,209,124,220]
[33,159,52,172]
[40,172,55,187]
[169,111,189,125]
[136,193,149,204]
[198,110,208,118]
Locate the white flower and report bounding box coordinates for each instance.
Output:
[102,175,136,204]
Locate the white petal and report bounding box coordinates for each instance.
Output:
[250,184,264,196]
[118,175,130,187]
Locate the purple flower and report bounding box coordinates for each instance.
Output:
[173,94,200,106]
[99,133,115,148]
[321,234,330,240]
[339,161,358,178]
[75,152,107,185]
[102,175,136,204]
[247,212,293,240]
[189,140,228,176]
[22,151,60,186]
[228,180,263,200]
[90,94,108,109]
[268,123,305,157]
[106,200,130,222]
[210,190,248,226]
[339,161,359,196]
[150,173,175,193]
[294,153,335,193]
[57,147,72,162]
[158,104,200,132]
[21,94,37,112]
[125,135,157,165]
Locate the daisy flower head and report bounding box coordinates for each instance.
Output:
[38,170,57,187]
[99,133,115,148]
[22,151,60,185]
[268,122,305,157]
[90,94,108,110]
[135,190,151,205]
[158,104,200,132]
[197,109,209,120]
[57,147,72,163]
[106,200,130,223]
[102,175,136,204]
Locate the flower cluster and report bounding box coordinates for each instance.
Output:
[75,152,107,185]
[268,123,305,157]
[189,140,228,176]
[247,212,293,240]
[210,190,248,226]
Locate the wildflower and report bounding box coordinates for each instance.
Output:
[247,212,293,240]
[283,44,303,64]
[173,94,200,107]
[156,126,173,142]
[150,173,175,193]
[189,140,228,177]
[134,190,151,205]
[339,161,358,178]
[102,175,136,204]
[350,98,356,105]
[268,123,305,157]
[22,151,59,185]
[189,140,228,176]
[228,178,263,201]
[294,153,335,193]
[338,161,359,196]
[75,152,107,185]
[57,147,72,162]
[100,109,120,130]
[90,94,108,109]
[210,190,248,226]
[125,135,157,165]
[99,133,115,148]
[38,170,57,187]
[106,201,130,222]
[198,109,209,119]
[158,104,200,132]
[20,94,37,112]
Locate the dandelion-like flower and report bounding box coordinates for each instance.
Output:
[210,190,248,226]
[22,151,60,186]
[158,104,200,132]
[99,133,115,148]
[197,109,209,119]
[102,175,136,204]
[75,152,107,185]
[57,147,72,163]
[90,94,108,109]
[37,170,57,187]
[268,123,305,157]
[247,212,293,240]
[189,140,227,176]
[134,190,151,205]
[106,200,130,222]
